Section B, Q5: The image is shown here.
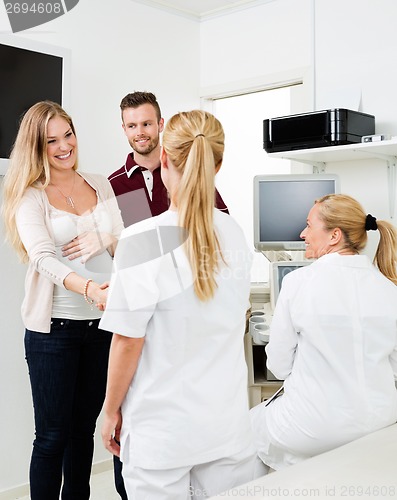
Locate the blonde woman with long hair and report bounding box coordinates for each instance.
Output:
[251,193,397,472]
[2,101,124,500]
[100,110,257,499]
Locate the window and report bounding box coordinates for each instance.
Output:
[212,87,293,282]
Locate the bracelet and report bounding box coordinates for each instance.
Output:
[83,279,95,307]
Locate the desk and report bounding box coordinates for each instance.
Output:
[210,423,397,499]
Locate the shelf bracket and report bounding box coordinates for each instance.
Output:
[350,150,397,164]
[279,156,326,173]
[364,152,397,219]
[351,150,397,218]
[269,141,397,219]
[312,162,327,174]
[387,159,396,219]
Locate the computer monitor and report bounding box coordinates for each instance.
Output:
[253,174,340,252]
[269,260,312,310]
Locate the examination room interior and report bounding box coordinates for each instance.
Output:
[1,0,397,497]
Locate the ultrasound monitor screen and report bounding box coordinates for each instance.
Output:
[253,174,339,251]
[270,260,312,308]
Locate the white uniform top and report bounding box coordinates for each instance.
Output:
[251,253,397,470]
[99,209,254,469]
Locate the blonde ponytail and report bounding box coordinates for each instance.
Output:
[374,220,397,285]
[162,110,224,301]
[316,194,397,285]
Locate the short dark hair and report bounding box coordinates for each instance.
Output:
[120,91,161,122]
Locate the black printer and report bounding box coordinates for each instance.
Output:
[263,108,375,153]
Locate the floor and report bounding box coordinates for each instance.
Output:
[16,469,120,500]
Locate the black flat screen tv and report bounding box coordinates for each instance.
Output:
[0,34,70,175]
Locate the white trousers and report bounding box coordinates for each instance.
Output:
[122,444,263,500]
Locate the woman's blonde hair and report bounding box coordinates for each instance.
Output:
[316,194,397,284]
[162,110,225,301]
[2,101,78,261]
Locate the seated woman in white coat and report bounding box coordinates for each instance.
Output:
[99,110,258,499]
[251,194,397,472]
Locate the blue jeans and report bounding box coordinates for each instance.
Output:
[25,318,112,500]
[114,453,128,500]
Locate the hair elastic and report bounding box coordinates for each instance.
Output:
[365,214,378,231]
[195,133,205,138]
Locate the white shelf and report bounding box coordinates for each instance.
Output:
[267,138,397,217]
[267,137,397,164]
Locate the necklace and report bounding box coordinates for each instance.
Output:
[51,173,76,209]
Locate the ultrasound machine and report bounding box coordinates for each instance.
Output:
[248,174,340,382]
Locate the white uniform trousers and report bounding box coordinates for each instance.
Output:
[122,443,262,500]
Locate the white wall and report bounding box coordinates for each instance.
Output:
[2,0,397,494]
[200,0,397,248]
[0,219,31,494]
[314,0,397,228]
[0,0,200,494]
[200,0,313,89]
[0,0,201,176]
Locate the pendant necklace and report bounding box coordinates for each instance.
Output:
[51,172,76,209]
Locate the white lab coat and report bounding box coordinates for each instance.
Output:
[100,209,254,470]
[251,253,397,470]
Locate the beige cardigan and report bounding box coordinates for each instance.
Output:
[15,172,124,333]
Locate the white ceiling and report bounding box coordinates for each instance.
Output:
[131,0,275,21]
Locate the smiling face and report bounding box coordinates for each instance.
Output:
[122,103,164,157]
[300,203,336,259]
[46,116,77,172]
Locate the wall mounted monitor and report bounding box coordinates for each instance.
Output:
[0,34,71,175]
[253,173,340,252]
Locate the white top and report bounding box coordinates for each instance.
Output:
[15,172,124,332]
[99,209,254,469]
[251,253,397,469]
[50,202,114,319]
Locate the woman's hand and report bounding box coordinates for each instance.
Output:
[86,280,109,310]
[62,232,116,263]
[101,409,122,457]
[63,274,111,310]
